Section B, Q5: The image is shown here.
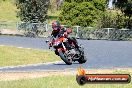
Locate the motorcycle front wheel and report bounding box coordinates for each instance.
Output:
[58,51,72,65]
[78,55,87,64]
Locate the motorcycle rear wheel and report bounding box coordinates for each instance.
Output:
[59,51,72,65]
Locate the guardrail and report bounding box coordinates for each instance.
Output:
[77,27,132,41]
[0,21,132,40]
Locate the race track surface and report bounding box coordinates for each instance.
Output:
[0,36,132,72]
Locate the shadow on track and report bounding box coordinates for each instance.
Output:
[53,62,80,65]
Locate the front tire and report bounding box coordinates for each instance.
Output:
[58,51,72,65]
[78,55,87,64]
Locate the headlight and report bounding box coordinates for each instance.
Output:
[53,41,61,46]
[63,38,67,42]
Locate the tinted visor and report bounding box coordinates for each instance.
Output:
[52,26,60,30]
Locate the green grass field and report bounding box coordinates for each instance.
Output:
[0,45,60,66]
[0,73,131,88]
[0,0,60,22]
[0,0,19,22]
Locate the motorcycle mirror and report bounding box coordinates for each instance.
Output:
[45,40,49,43]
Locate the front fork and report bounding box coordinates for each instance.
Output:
[62,42,67,51]
[57,42,67,52]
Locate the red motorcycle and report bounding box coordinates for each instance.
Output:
[46,34,87,65]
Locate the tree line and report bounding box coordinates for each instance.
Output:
[59,0,132,29]
[12,0,132,29]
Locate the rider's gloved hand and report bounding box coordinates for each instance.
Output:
[49,42,52,47]
[48,42,52,49]
[63,32,68,38]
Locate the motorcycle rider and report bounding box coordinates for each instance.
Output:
[49,20,80,54]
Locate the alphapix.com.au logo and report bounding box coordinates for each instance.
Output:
[76,66,131,85]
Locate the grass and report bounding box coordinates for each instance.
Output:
[0,0,19,30]
[0,0,19,22]
[0,0,60,30]
[48,10,61,17]
[0,45,60,66]
[0,0,60,22]
[0,71,131,88]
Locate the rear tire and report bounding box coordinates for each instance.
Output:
[78,55,87,64]
[59,51,72,65]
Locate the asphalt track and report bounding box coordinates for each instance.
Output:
[0,36,132,72]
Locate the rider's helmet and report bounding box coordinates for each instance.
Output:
[52,20,61,31]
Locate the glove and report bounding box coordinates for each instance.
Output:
[49,42,52,47]
[63,32,68,37]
